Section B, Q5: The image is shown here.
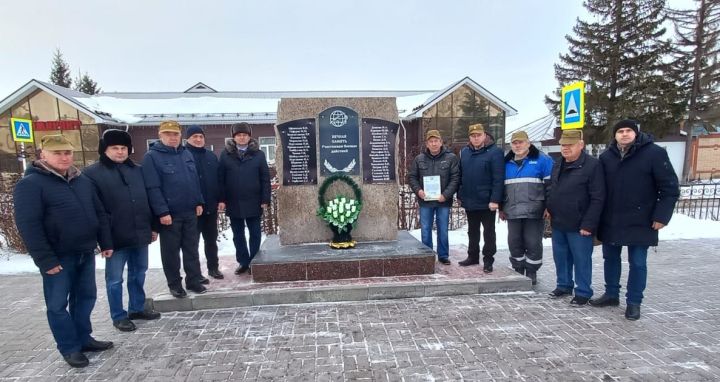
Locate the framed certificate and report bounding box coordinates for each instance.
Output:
[423,175,441,201]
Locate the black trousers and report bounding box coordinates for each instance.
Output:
[507,218,544,272]
[196,212,219,272]
[466,209,497,264]
[159,214,203,289]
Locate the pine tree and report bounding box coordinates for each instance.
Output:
[545,0,684,143]
[74,71,101,95]
[667,0,720,179]
[49,49,72,88]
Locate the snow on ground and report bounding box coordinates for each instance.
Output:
[1,215,719,275]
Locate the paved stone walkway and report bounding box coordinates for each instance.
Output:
[0,238,718,381]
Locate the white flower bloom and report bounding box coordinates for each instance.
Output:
[340,215,345,222]
[326,206,332,213]
[339,204,344,213]
[332,211,337,218]
[340,197,346,204]
[351,205,356,212]
[346,210,351,217]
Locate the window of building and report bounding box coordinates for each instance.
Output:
[147,139,159,150]
[259,137,276,164]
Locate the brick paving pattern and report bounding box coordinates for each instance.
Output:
[0,238,718,381]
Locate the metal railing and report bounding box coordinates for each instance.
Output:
[675,183,720,221]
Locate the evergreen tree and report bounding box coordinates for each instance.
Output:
[667,0,720,179]
[546,0,684,143]
[74,71,101,95]
[49,49,72,88]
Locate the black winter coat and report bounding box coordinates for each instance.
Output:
[458,135,505,211]
[546,151,605,233]
[186,144,220,215]
[142,141,204,218]
[597,132,679,246]
[84,155,154,251]
[219,139,271,219]
[13,162,110,272]
[407,147,460,208]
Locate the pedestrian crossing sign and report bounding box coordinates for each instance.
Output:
[561,81,585,130]
[11,118,34,143]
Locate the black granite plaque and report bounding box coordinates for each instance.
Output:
[362,118,399,184]
[319,107,359,176]
[277,119,317,185]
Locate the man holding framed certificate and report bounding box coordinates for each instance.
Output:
[408,130,460,265]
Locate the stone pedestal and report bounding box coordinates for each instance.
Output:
[251,231,435,283]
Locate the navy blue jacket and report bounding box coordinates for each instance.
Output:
[186,144,220,215]
[142,141,204,218]
[84,155,154,251]
[546,151,605,233]
[14,162,110,272]
[219,139,271,219]
[407,147,460,208]
[458,135,505,211]
[597,132,679,246]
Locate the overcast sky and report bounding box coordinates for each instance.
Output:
[0,0,693,130]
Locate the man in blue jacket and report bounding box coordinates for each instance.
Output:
[499,131,553,285]
[14,134,113,368]
[142,120,207,298]
[591,120,679,320]
[546,129,605,306]
[85,129,161,332]
[185,125,223,280]
[219,123,271,275]
[458,123,505,272]
[408,129,460,265]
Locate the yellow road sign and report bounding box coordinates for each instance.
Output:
[561,81,585,130]
[11,118,34,143]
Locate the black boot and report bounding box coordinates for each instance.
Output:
[625,304,641,320]
[526,271,537,285]
[209,269,224,279]
[589,294,620,307]
[113,318,136,332]
[513,267,525,275]
[81,338,114,352]
[63,352,89,368]
[458,256,479,267]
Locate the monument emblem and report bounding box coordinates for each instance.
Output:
[329,110,348,127]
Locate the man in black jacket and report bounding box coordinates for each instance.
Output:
[14,134,113,368]
[85,129,161,333]
[219,123,271,275]
[408,129,460,265]
[185,125,223,280]
[457,123,505,272]
[591,120,679,320]
[546,130,605,306]
[142,120,207,298]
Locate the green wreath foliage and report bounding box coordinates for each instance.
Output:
[317,174,363,232]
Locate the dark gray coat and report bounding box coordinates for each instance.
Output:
[408,147,460,208]
[546,151,606,233]
[597,132,679,246]
[218,139,271,219]
[84,155,154,251]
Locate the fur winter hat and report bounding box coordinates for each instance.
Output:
[231,122,252,137]
[99,129,132,155]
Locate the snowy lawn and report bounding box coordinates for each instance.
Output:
[1,214,718,275]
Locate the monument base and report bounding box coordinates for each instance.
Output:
[252,231,435,282]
